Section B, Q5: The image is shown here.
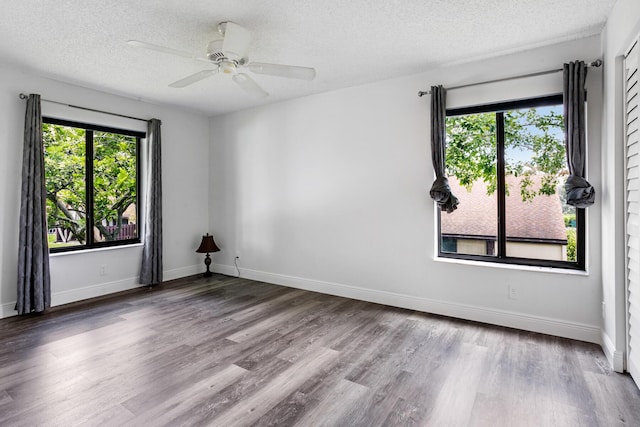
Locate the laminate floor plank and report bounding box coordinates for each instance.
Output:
[0,314,126,363]
[60,347,232,424]
[276,299,376,363]
[234,298,349,371]
[0,350,59,389]
[537,335,598,413]
[161,357,294,426]
[226,299,325,343]
[293,378,369,427]
[75,404,136,427]
[345,316,430,387]
[382,397,422,426]
[395,324,464,411]
[583,370,640,426]
[1,274,638,426]
[0,366,94,425]
[126,363,249,424]
[2,342,197,424]
[212,346,340,426]
[227,289,311,322]
[252,390,320,427]
[425,342,488,426]
[294,321,403,401]
[0,389,12,406]
[332,370,415,427]
[120,334,286,417]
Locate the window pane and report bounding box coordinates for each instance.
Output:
[93,131,137,242]
[503,105,570,261]
[440,113,497,257]
[43,123,87,248]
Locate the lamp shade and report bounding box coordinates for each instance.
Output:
[196,233,220,253]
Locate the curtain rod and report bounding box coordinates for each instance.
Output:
[18,93,148,122]
[417,59,603,97]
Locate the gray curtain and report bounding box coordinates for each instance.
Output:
[140,119,163,285]
[429,85,459,213]
[563,61,595,208]
[16,94,51,314]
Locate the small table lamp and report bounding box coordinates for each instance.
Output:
[196,233,220,277]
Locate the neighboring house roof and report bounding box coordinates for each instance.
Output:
[440,175,568,242]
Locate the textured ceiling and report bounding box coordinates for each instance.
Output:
[0,0,617,116]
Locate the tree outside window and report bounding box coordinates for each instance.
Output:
[439,95,583,269]
[43,119,142,251]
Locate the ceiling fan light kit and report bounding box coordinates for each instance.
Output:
[128,21,316,97]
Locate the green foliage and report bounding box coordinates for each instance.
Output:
[445,107,566,201]
[92,131,137,240]
[43,124,87,243]
[564,213,576,228]
[445,112,498,193]
[566,228,577,262]
[43,124,137,243]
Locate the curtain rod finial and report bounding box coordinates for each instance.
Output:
[591,59,603,67]
[19,93,28,100]
[418,91,430,97]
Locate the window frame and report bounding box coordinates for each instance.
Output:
[437,94,586,271]
[43,117,144,253]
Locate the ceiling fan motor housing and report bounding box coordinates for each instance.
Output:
[207,39,247,73]
[206,39,226,61]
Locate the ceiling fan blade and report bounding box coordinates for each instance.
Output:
[232,73,268,97]
[169,69,218,88]
[221,22,251,60]
[127,40,202,60]
[247,62,316,80]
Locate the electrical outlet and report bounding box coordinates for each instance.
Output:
[100,265,107,276]
[508,284,518,300]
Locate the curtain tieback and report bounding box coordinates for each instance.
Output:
[430,176,459,213]
[564,174,595,208]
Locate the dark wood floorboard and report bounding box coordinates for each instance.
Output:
[1,274,639,426]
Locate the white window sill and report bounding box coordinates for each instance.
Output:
[434,255,589,276]
[49,243,143,257]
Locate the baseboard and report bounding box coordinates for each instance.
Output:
[0,276,143,319]
[629,355,640,388]
[163,264,203,281]
[0,302,18,319]
[0,264,203,319]
[51,277,144,307]
[601,331,626,372]
[214,263,601,344]
[212,263,240,277]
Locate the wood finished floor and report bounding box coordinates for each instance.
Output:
[1,274,639,427]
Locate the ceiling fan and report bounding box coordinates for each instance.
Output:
[128,22,316,97]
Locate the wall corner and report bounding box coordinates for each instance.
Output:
[602,329,626,372]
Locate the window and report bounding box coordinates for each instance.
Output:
[43,118,144,252]
[438,95,585,270]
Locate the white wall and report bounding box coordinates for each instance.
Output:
[600,0,640,372]
[210,36,603,344]
[0,63,210,317]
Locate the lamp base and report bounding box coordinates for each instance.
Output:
[203,253,213,277]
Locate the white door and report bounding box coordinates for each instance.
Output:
[625,36,640,385]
